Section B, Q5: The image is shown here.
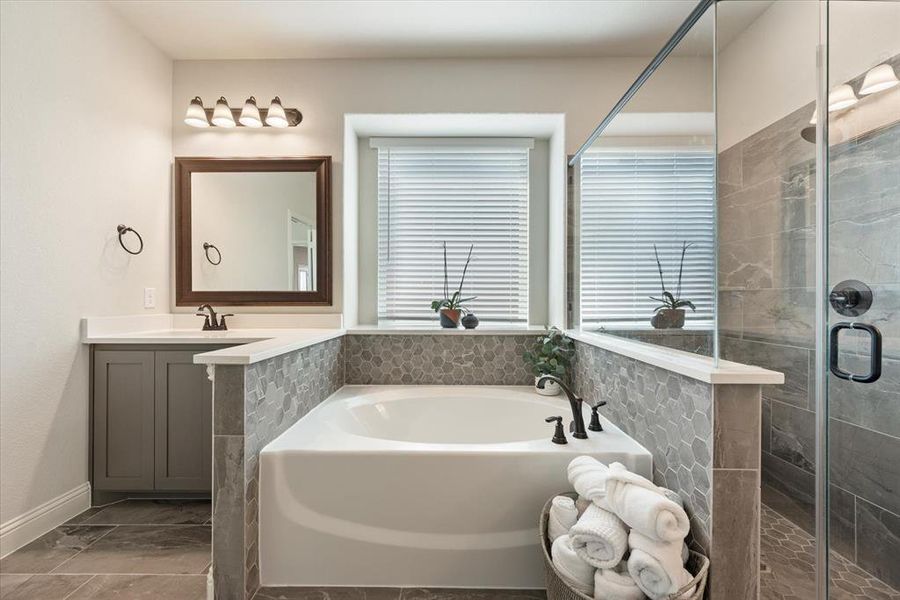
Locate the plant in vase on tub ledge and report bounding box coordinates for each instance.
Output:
[523,327,574,396]
[430,242,477,328]
[650,241,696,330]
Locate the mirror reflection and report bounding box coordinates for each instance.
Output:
[190,171,318,292]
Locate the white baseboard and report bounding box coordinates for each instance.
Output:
[0,482,91,558]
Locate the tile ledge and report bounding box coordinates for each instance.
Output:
[567,330,784,385]
[347,325,547,335]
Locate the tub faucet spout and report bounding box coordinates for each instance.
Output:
[537,375,588,439]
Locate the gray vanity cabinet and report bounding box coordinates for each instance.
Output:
[154,351,212,490]
[92,350,156,491]
[92,347,218,496]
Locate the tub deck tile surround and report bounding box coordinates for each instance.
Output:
[572,340,768,600]
[207,330,779,599]
[252,588,547,600]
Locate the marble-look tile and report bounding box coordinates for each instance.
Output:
[762,398,772,454]
[215,365,245,436]
[52,525,210,575]
[831,353,900,437]
[829,485,857,563]
[740,103,815,189]
[774,227,815,289]
[739,288,815,349]
[713,384,761,469]
[0,526,113,574]
[66,574,207,600]
[770,401,815,473]
[718,236,774,290]
[718,293,743,338]
[855,498,900,590]
[711,469,759,600]
[762,452,815,535]
[829,419,900,516]
[74,499,210,526]
[213,435,244,599]
[0,574,32,596]
[721,337,810,408]
[63,507,105,525]
[345,335,533,385]
[760,504,900,600]
[835,284,900,360]
[717,139,743,197]
[0,574,92,599]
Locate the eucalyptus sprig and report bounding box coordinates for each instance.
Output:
[523,327,574,378]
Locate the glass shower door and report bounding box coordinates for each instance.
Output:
[823,2,900,597]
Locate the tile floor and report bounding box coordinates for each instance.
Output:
[0,499,210,600]
[5,498,898,600]
[761,504,900,600]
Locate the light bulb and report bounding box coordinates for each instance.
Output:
[239,96,262,128]
[184,96,209,128]
[265,96,288,128]
[212,96,236,128]
[828,85,858,112]
[859,63,899,95]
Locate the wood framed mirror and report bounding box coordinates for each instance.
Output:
[175,157,332,306]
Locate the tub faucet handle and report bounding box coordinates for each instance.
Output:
[545,416,568,445]
[588,402,605,432]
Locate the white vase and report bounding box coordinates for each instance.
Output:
[535,376,561,396]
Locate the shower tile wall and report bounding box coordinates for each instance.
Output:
[717,56,900,588]
[345,334,534,385]
[212,337,344,600]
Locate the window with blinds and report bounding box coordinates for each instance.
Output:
[579,149,715,329]
[375,142,530,324]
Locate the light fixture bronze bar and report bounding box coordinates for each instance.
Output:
[202,107,303,127]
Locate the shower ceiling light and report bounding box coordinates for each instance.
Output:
[828,85,858,112]
[265,96,289,128]
[184,96,209,128]
[239,96,262,128]
[212,97,236,128]
[859,63,899,95]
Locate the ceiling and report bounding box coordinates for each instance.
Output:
[108,0,772,61]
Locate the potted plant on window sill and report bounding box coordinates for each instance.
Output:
[650,241,696,329]
[430,242,476,329]
[523,327,575,396]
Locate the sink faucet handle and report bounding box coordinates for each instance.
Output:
[218,314,234,330]
[545,416,568,445]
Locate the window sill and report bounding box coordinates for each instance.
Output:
[347,324,547,336]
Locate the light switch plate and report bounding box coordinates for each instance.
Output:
[143,287,156,309]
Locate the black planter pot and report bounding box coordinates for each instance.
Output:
[651,308,686,329]
[461,314,479,329]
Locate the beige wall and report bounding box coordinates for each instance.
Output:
[717,0,900,150]
[0,1,172,524]
[172,56,714,314]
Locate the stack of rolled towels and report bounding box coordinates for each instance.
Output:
[549,456,695,600]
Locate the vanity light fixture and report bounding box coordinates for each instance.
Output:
[827,84,858,112]
[265,96,289,128]
[859,63,899,95]
[212,96,236,128]
[182,95,302,128]
[184,96,210,128]
[239,96,263,128]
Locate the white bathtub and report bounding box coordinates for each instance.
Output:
[258,385,652,588]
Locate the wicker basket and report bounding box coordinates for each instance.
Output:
[540,494,709,600]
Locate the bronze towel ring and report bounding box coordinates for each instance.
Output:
[203,242,222,265]
[117,225,143,255]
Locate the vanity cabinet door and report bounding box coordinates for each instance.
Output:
[92,350,155,490]
[154,351,212,491]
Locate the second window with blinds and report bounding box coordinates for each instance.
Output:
[578,149,716,330]
[373,139,533,325]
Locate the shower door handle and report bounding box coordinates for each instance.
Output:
[829,322,882,383]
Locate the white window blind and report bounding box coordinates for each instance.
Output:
[579,149,715,328]
[376,142,530,323]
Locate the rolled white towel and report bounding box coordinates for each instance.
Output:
[567,456,610,503]
[576,495,592,517]
[551,534,595,596]
[605,463,690,542]
[570,503,628,569]
[594,563,647,600]
[548,495,579,542]
[626,531,695,600]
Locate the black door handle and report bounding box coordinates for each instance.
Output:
[830,322,882,383]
